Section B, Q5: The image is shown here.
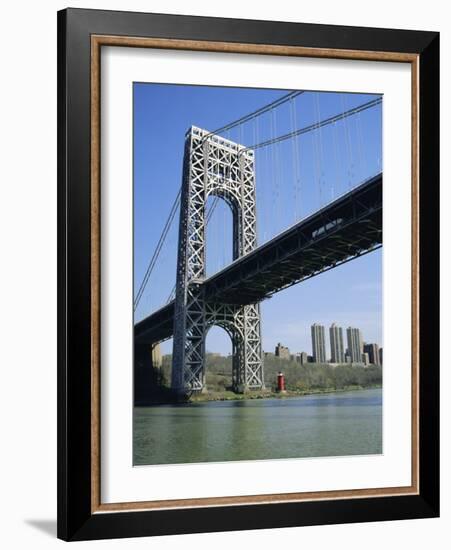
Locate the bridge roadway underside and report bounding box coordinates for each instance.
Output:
[135,173,382,345]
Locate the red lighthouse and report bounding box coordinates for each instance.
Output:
[277,372,286,393]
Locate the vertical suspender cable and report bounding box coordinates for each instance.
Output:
[332,120,341,200]
[356,111,367,180]
[319,94,326,203]
[270,108,276,239]
[263,124,269,243]
[289,98,296,222]
[341,93,354,189]
[273,108,281,233]
[315,92,326,205]
[253,116,259,245]
[311,93,322,207]
[142,92,381,316]
[223,185,226,268]
[290,95,301,221]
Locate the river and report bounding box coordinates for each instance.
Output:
[133,388,382,465]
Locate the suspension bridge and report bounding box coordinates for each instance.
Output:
[134,89,382,396]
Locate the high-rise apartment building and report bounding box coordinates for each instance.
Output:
[329,323,345,363]
[346,327,363,363]
[311,323,326,363]
[151,343,162,368]
[363,343,380,365]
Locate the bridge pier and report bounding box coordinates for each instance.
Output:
[173,285,263,394]
[134,343,168,405]
[171,126,264,395]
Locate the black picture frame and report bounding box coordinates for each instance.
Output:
[57,7,439,541]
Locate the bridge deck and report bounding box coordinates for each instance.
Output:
[135,173,382,344]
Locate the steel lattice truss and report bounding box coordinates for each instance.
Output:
[172,127,264,394]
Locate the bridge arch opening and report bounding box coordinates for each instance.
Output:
[204,325,234,392]
[205,194,235,277]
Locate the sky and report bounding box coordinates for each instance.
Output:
[133,83,382,357]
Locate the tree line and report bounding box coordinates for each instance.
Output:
[160,353,382,393]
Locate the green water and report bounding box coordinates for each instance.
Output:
[133,388,382,465]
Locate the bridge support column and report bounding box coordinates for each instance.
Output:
[134,343,155,406]
[171,126,264,395]
[173,286,264,394]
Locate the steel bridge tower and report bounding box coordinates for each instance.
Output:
[172,126,264,394]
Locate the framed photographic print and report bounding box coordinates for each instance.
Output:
[57,8,439,541]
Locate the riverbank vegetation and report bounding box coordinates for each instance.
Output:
[135,352,382,404]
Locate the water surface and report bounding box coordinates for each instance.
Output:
[133,388,382,465]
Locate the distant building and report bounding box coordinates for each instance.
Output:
[362,352,370,366]
[311,323,326,363]
[264,351,275,358]
[275,342,290,359]
[329,323,345,363]
[346,327,363,363]
[379,347,383,365]
[364,343,380,365]
[151,343,162,368]
[299,351,308,365]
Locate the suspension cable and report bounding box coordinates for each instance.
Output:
[139,93,381,312]
[311,95,322,206]
[147,95,306,309]
[244,97,382,152]
[315,92,325,205]
[134,189,181,311]
[341,94,353,188]
[356,111,368,180]
[290,95,301,221]
[202,91,305,141]
[332,120,340,200]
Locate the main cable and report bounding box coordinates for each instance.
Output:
[134,189,181,311]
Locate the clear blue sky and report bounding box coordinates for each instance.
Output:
[133,83,382,357]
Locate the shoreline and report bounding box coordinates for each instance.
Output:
[190,384,381,403]
[135,384,382,407]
